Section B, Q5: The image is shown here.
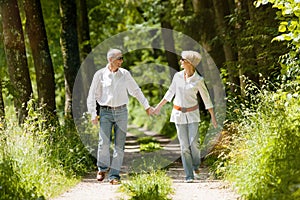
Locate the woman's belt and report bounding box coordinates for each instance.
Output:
[173,105,198,113]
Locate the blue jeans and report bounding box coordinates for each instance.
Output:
[175,123,200,180]
[97,107,128,180]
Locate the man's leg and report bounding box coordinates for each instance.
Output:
[97,109,113,180]
[108,108,128,182]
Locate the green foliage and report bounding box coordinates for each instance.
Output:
[127,59,177,138]
[225,3,286,84]
[137,136,157,144]
[0,155,43,200]
[139,142,162,152]
[137,136,162,152]
[255,0,300,56]
[0,102,94,199]
[224,79,300,200]
[120,170,174,200]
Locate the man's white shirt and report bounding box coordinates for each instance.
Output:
[87,65,150,120]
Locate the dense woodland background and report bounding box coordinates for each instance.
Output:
[0,0,290,122]
[0,0,299,199]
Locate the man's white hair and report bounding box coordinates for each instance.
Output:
[107,49,122,61]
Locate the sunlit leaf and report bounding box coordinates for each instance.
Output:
[254,1,262,8]
[282,33,293,40]
[294,6,300,17]
[279,24,287,32]
[288,24,297,31]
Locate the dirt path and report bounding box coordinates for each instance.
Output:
[52,126,239,200]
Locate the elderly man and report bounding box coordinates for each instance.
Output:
[87,49,153,185]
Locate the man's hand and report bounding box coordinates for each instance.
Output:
[92,117,99,125]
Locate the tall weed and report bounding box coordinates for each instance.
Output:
[224,79,300,200]
[0,102,94,199]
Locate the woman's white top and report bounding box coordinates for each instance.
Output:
[163,70,213,124]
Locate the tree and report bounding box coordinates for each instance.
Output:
[160,20,179,77]
[0,0,33,124]
[0,15,5,120]
[59,0,81,118]
[212,0,239,93]
[76,0,95,112]
[0,80,4,120]
[23,0,56,117]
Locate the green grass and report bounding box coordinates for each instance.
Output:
[119,170,174,200]
[137,136,162,152]
[0,101,94,199]
[223,80,300,200]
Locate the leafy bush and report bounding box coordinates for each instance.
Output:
[0,155,42,200]
[0,102,94,199]
[224,80,300,200]
[120,170,174,200]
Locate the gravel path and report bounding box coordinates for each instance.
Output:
[52,126,239,200]
[52,168,239,200]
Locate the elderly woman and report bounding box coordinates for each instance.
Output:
[154,50,217,183]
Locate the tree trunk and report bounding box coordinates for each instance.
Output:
[0,0,33,124]
[192,0,201,14]
[59,0,81,118]
[23,0,56,117]
[235,0,247,97]
[246,0,261,84]
[76,0,95,115]
[0,16,5,120]
[191,0,214,50]
[76,0,92,62]
[161,22,180,78]
[212,0,239,93]
[0,80,4,120]
[160,20,179,78]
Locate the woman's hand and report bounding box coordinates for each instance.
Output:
[211,117,218,128]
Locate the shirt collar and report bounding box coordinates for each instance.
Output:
[105,64,121,75]
[180,70,198,82]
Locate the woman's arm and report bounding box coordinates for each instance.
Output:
[154,99,168,115]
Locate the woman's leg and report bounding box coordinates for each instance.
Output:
[188,122,200,171]
[175,123,194,180]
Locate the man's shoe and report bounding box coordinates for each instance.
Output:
[96,171,106,181]
[109,179,120,185]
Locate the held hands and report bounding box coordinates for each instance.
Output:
[146,107,155,116]
[146,105,161,116]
